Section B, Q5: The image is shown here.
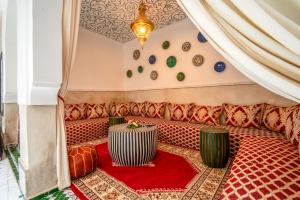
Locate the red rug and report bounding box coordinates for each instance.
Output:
[95,143,198,192]
[70,140,232,200]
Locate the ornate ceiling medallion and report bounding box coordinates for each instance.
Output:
[130,2,154,48]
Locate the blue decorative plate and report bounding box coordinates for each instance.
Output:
[149,55,156,64]
[214,61,226,72]
[197,32,207,43]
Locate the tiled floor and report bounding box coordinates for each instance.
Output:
[0,155,23,200]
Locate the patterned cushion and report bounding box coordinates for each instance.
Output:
[66,118,109,146]
[286,109,300,146]
[129,102,145,116]
[263,104,297,133]
[125,116,281,155]
[223,103,264,128]
[64,103,87,121]
[189,105,222,125]
[110,103,129,117]
[220,136,300,199]
[68,145,98,179]
[168,103,194,122]
[86,103,109,119]
[144,102,166,118]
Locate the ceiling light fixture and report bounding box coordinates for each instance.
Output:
[130,1,154,49]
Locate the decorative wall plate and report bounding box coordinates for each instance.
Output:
[150,70,158,80]
[133,49,140,60]
[182,42,191,52]
[197,32,207,43]
[138,66,143,73]
[149,55,156,64]
[192,54,204,66]
[214,61,226,72]
[176,72,185,81]
[167,56,177,68]
[127,70,133,78]
[162,41,170,49]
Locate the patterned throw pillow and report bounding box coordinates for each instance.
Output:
[189,105,223,125]
[129,102,145,116]
[144,102,166,118]
[286,108,300,146]
[86,104,109,119]
[110,103,129,117]
[168,103,194,122]
[223,103,264,128]
[65,103,87,121]
[263,104,297,133]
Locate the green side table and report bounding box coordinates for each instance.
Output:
[200,127,229,168]
[109,116,125,127]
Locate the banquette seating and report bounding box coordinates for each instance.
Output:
[65,101,300,198]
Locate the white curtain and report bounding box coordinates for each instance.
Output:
[57,0,81,189]
[177,0,300,103]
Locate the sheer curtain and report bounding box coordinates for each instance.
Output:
[177,0,300,103]
[57,0,81,189]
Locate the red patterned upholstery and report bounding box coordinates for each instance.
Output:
[223,103,264,129]
[65,118,109,146]
[65,103,87,121]
[263,104,297,134]
[129,102,145,116]
[109,103,129,117]
[86,103,109,119]
[125,116,281,155]
[68,145,98,179]
[286,109,300,146]
[220,136,300,199]
[144,102,166,118]
[189,105,222,125]
[168,103,194,122]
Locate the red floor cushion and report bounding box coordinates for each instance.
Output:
[65,118,109,146]
[68,145,98,179]
[220,136,300,199]
[125,116,281,155]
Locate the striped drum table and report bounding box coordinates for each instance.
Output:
[108,124,157,166]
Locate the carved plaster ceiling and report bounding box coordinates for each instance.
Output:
[80,0,187,43]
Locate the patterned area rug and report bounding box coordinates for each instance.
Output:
[70,139,232,200]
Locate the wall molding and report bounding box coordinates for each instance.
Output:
[67,81,254,92]
[3,92,18,103]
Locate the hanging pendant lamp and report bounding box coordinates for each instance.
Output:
[130,1,154,48]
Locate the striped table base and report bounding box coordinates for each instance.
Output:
[108,124,157,166]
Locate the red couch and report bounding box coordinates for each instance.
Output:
[64,102,300,199]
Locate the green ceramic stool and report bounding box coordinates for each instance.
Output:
[200,127,229,168]
[109,116,125,127]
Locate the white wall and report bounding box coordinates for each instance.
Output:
[123,19,251,91]
[68,28,124,91]
[2,0,18,103]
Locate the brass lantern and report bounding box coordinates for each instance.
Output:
[130,2,154,48]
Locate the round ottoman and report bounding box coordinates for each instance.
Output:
[200,127,229,168]
[68,145,98,179]
[108,124,157,166]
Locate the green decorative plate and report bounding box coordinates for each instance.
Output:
[162,41,170,49]
[176,72,185,81]
[138,66,143,73]
[127,70,133,78]
[167,56,177,68]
